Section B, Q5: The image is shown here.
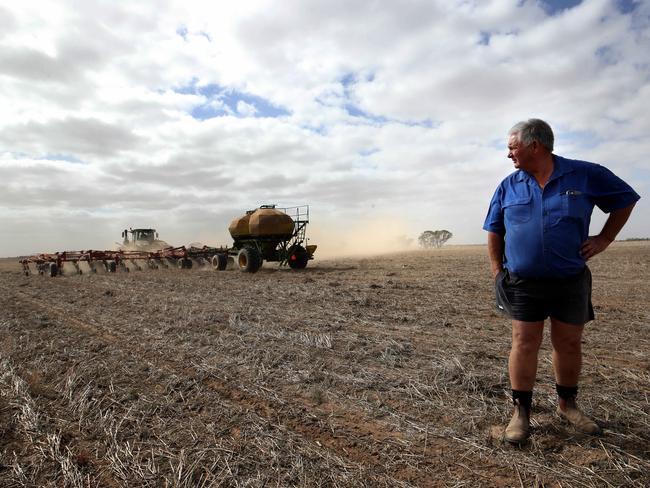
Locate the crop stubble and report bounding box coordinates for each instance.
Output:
[0,243,648,487]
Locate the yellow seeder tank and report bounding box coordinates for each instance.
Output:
[228,207,295,239]
[228,212,252,238]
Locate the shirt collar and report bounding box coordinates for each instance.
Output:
[514,170,528,182]
[514,154,574,184]
[548,155,575,182]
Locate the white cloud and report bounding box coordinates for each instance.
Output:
[0,0,648,257]
[236,100,257,117]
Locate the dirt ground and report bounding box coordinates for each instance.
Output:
[1,242,648,487]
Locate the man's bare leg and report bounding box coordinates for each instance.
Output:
[509,320,544,390]
[505,320,544,444]
[550,318,583,409]
[550,318,601,434]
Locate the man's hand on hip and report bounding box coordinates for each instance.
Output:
[580,235,613,260]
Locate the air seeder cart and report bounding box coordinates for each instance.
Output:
[214,204,316,273]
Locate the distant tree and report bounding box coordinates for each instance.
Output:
[418,230,453,248]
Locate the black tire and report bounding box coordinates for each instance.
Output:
[108,261,117,273]
[49,263,59,277]
[212,254,228,271]
[237,247,262,273]
[288,245,309,269]
[178,258,192,269]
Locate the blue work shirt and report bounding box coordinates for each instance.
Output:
[483,155,640,278]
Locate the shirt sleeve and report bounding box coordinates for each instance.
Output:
[588,164,641,213]
[483,185,505,235]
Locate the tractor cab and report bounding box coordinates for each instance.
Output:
[122,228,159,247]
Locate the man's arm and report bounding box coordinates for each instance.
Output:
[580,202,637,260]
[487,231,505,278]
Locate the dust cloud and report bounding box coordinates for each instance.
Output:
[306,217,418,259]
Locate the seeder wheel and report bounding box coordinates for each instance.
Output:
[237,247,262,273]
[212,254,228,271]
[288,245,309,270]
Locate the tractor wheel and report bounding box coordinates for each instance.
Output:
[237,247,262,273]
[49,263,59,277]
[108,261,117,273]
[212,254,228,271]
[288,245,309,269]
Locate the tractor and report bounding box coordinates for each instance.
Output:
[120,228,170,251]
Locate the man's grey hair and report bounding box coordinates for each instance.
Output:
[509,118,554,152]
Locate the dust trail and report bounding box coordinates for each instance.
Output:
[307,217,417,259]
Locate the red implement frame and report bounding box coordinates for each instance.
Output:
[20,245,229,276]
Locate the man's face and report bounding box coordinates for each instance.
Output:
[507,133,535,170]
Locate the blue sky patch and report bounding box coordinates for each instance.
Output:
[359,148,380,157]
[595,45,619,66]
[540,0,582,16]
[175,81,290,120]
[301,124,327,135]
[478,31,491,46]
[340,73,356,88]
[39,153,85,164]
[176,26,188,40]
[344,103,388,123]
[557,128,601,150]
[616,0,639,14]
[344,103,434,128]
[339,72,430,127]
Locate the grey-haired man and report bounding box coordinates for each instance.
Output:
[483,119,639,444]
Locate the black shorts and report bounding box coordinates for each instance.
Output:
[495,267,594,325]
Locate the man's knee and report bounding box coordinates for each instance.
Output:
[512,338,542,356]
[512,323,543,354]
[550,319,584,354]
[551,334,581,355]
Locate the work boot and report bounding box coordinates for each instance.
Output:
[557,399,602,435]
[504,400,530,445]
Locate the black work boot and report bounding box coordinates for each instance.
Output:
[504,399,530,445]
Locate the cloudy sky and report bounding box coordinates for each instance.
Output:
[1,0,648,257]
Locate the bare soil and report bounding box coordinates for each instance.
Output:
[1,243,649,487]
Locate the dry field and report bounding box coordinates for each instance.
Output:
[0,243,649,487]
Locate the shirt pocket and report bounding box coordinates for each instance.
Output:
[560,190,589,220]
[503,195,533,224]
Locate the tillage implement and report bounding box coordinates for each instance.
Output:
[20,205,316,276]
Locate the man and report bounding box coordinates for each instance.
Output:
[483,119,639,445]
